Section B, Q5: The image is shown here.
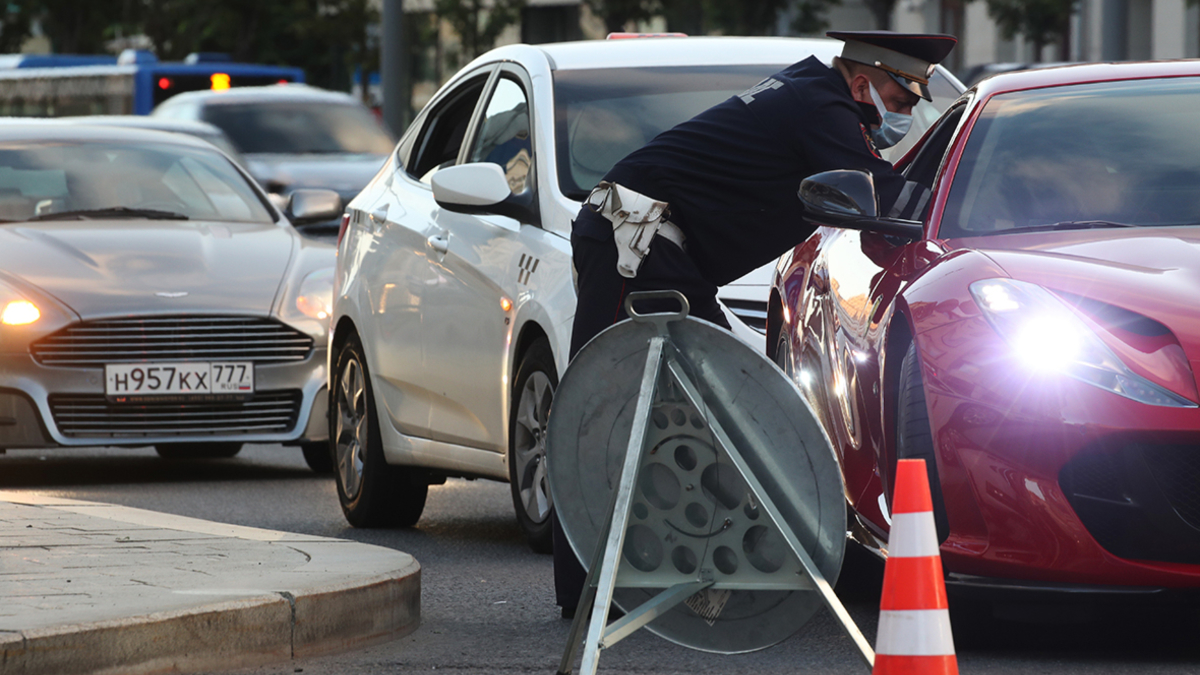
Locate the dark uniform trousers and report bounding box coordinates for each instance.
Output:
[568,209,730,358]
[553,206,731,613]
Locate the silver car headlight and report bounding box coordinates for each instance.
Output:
[281,267,335,339]
[295,268,334,321]
[969,278,1195,408]
[0,281,40,326]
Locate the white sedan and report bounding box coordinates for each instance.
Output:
[330,36,964,550]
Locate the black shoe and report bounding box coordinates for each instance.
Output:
[560,605,626,622]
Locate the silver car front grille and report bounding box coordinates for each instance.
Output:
[30,316,313,366]
[48,391,302,438]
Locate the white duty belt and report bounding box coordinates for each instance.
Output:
[585,181,686,279]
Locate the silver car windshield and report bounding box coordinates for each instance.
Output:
[203,101,396,155]
[0,141,274,224]
[940,77,1200,238]
[552,64,959,200]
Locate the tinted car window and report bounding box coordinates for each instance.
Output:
[202,101,395,155]
[469,78,532,194]
[410,77,488,182]
[940,78,1200,237]
[552,65,959,200]
[0,141,273,223]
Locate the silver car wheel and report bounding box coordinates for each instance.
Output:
[335,355,367,500]
[513,370,553,524]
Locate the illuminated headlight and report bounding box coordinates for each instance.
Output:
[2,299,39,325]
[969,279,1195,407]
[0,280,40,326]
[295,268,335,321]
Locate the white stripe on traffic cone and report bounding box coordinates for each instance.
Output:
[872,458,957,675]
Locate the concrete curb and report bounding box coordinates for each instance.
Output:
[0,493,421,675]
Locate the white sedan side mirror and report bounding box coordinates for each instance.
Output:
[432,162,539,225]
[432,162,512,207]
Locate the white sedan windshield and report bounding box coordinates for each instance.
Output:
[552,64,960,200]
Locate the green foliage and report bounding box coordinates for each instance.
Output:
[0,2,34,53]
[696,0,790,35]
[0,1,378,92]
[861,0,895,30]
[790,0,842,34]
[434,0,525,67]
[984,0,1076,55]
[140,0,380,90]
[585,0,657,34]
[592,0,804,36]
[21,0,140,53]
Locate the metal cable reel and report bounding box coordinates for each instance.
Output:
[549,291,874,674]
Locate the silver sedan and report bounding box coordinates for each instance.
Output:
[0,122,341,469]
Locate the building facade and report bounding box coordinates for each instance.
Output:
[389,0,1198,107]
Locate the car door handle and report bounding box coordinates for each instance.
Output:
[427,234,449,254]
[370,207,388,224]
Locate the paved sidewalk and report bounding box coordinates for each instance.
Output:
[0,491,420,675]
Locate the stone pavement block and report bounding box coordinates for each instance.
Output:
[292,567,422,658]
[0,491,421,674]
[1,631,25,673]
[4,596,293,675]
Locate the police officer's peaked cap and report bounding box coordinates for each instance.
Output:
[827,30,957,101]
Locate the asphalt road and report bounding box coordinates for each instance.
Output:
[2,444,1199,674]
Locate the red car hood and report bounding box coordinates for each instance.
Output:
[951,226,1200,374]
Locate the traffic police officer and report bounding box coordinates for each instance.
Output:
[555,30,958,618]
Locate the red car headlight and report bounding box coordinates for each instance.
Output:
[969,278,1196,408]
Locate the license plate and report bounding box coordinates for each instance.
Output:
[105,362,254,399]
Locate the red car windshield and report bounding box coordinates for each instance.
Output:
[939,77,1200,237]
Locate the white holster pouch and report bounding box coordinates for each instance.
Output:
[586,181,685,278]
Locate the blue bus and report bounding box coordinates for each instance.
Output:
[0,49,304,117]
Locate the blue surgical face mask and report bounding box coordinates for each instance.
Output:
[868,82,913,149]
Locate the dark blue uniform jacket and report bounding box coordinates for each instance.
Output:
[573,56,910,287]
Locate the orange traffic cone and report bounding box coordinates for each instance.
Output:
[873,458,957,675]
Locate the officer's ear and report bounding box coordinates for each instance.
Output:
[848,73,874,107]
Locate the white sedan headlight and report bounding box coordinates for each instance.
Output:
[969,278,1195,408]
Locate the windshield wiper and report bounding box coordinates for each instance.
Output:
[27,206,189,221]
[1003,220,1137,234]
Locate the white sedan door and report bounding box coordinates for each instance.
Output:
[420,70,539,452]
[363,68,495,443]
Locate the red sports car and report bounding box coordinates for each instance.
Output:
[769,61,1200,596]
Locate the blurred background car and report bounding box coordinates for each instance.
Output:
[66,115,248,169]
[330,36,963,551]
[0,121,341,471]
[152,83,395,238]
[957,61,1078,87]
